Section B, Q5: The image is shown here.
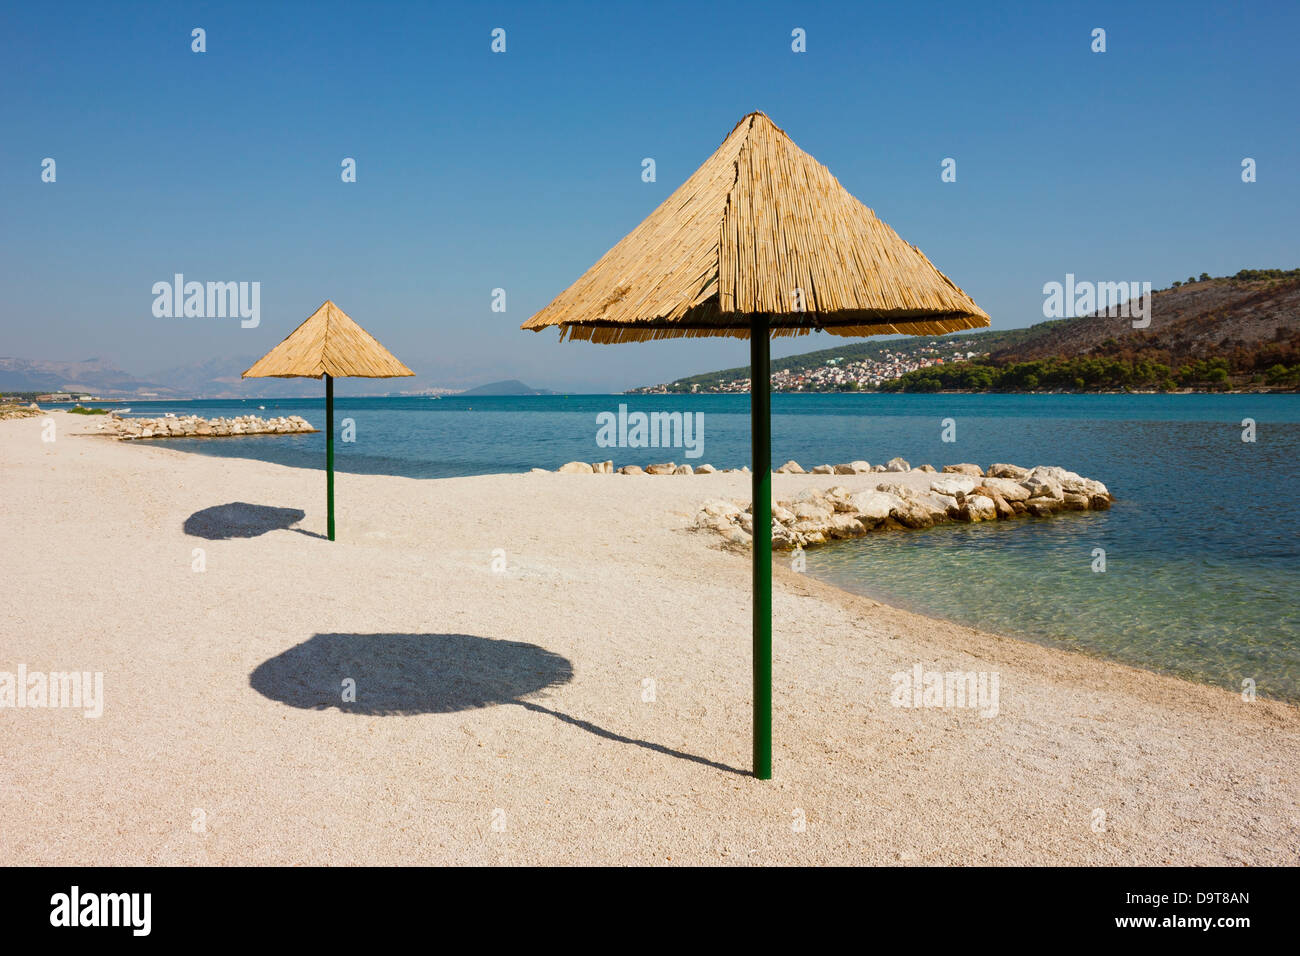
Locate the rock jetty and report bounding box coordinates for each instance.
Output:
[0,402,45,421]
[686,462,1113,550]
[104,414,317,440]
[555,459,752,475]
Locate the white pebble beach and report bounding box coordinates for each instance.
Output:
[2,411,1297,865]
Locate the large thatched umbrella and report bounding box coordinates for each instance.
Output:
[522,112,989,779]
[243,300,413,540]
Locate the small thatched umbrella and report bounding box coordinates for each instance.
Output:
[522,112,989,778]
[243,300,413,540]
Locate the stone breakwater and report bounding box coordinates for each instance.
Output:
[0,403,45,421]
[686,461,1114,550]
[104,414,317,440]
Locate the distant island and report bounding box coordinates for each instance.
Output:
[630,270,1300,394]
[457,379,555,396]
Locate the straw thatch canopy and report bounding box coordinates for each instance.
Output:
[243,300,414,379]
[522,111,990,344]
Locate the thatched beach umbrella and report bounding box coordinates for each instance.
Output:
[523,112,989,778]
[243,300,413,541]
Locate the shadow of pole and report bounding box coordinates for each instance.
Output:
[512,700,750,777]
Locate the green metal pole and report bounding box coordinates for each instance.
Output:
[325,374,335,541]
[751,314,772,779]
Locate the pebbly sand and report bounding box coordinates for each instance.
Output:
[1,410,1297,865]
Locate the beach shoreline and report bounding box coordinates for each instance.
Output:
[2,411,1297,865]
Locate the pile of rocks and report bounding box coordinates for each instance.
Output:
[692,463,1113,550]
[548,459,735,475]
[0,403,45,421]
[776,457,919,474]
[548,456,951,476]
[106,414,316,440]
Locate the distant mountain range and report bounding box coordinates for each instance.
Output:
[0,357,177,397]
[0,355,551,400]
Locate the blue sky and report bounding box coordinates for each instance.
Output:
[2,0,1297,392]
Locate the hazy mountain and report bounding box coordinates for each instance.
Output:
[0,357,175,396]
[1,354,557,399]
[458,379,555,396]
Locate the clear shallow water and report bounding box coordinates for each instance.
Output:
[101,393,1299,700]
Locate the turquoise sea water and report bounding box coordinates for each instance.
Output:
[99,393,1299,700]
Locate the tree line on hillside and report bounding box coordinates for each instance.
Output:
[881,331,1300,393]
[1169,268,1300,289]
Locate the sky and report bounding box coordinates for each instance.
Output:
[1,0,1297,393]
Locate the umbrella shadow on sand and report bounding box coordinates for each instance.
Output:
[183,502,327,540]
[250,632,746,776]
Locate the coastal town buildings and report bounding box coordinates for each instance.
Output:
[635,344,983,393]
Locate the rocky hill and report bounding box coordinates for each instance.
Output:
[992,272,1300,368]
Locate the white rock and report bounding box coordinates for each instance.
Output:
[874,482,915,498]
[884,457,910,472]
[771,525,800,550]
[699,499,742,518]
[558,461,594,474]
[1021,476,1063,500]
[848,491,905,522]
[827,514,868,538]
[824,487,857,512]
[792,500,834,520]
[963,495,997,522]
[1084,478,1109,497]
[931,476,977,497]
[918,492,956,515]
[724,528,752,547]
[981,477,1030,501]
[988,463,1029,479]
[930,493,960,514]
[1029,465,1090,493]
